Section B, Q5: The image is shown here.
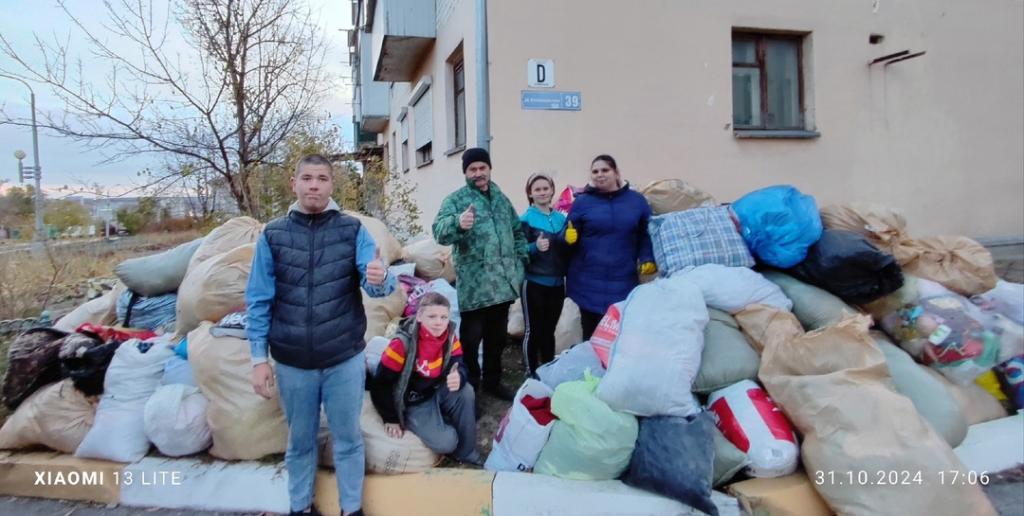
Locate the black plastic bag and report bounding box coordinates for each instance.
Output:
[2,327,69,409]
[59,333,116,397]
[787,229,904,304]
[622,412,718,516]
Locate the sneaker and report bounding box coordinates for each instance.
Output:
[484,383,516,402]
[289,507,322,516]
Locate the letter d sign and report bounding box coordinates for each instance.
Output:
[527,59,555,88]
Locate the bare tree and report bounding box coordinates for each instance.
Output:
[0,0,333,216]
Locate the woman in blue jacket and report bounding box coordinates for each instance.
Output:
[565,155,656,340]
[519,173,568,376]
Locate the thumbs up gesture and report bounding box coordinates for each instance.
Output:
[536,231,550,252]
[459,204,476,230]
[367,247,387,285]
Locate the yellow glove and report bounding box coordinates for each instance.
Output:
[639,261,657,275]
[564,222,578,245]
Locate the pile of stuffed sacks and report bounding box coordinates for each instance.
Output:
[0,211,467,476]
[485,180,1020,516]
[0,181,1019,516]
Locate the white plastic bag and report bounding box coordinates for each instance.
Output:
[485,380,556,472]
[595,276,708,417]
[972,280,1024,325]
[707,380,799,478]
[143,384,212,457]
[536,342,606,389]
[162,355,197,386]
[674,264,792,313]
[75,337,175,462]
[365,336,390,376]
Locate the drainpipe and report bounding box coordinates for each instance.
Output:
[475,0,491,152]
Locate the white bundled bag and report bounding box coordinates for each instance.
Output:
[707,380,799,478]
[75,337,175,462]
[536,342,606,389]
[674,264,792,313]
[595,276,708,417]
[365,336,390,376]
[143,384,211,457]
[484,380,556,472]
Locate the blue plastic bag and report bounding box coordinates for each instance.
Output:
[732,185,823,268]
[117,290,177,331]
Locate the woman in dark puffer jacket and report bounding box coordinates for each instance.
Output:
[564,154,656,340]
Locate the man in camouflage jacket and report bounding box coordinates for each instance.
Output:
[433,147,528,401]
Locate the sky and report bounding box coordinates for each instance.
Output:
[0,0,354,199]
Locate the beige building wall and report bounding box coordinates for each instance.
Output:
[381,0,1024,239]
[378,0,480,229]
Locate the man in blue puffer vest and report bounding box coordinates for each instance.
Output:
[246,154,396,516]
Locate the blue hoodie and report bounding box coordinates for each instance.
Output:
[519,205,568,287]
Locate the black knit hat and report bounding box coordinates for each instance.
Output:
[462,147,491,173]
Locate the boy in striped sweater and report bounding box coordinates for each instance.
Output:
[369,292,483,466]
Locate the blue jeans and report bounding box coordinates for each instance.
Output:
[275,352,366,513]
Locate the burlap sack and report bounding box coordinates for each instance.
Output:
[363,288,407,342]
[0,380,97,453]
[508,299,525,339]
[820,203,996,296]
[188,322,287,460]
[754,310,995,516]
[640,179,716,215]
[401,238,456,283]
[554,298,582,355]
[187,216,263,273]
[54,283,126,333]
[320,397,439,474]
[922,366,1008,426]
[345,211,402,265]
[175,244,254,337]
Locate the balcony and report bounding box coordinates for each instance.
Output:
[371,0,436,82]
[355,31,389,133]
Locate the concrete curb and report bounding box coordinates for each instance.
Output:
[0,451,739,515]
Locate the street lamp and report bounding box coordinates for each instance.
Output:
[2,74,45,251]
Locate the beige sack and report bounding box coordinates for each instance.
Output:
[401,238,456,283]
[554,298,582,355]
[54,283,126,333]
[734,304,805,355]
[0,380,98,453]
[188,322,288,460]
[820,203,997,296]
[820,202,915,261]
[176,244,254,337]
[188,216,263,273]
[904,236,997,296]
[508,299,525,339]
[363,288,407,342]
[346,211,402,265]
[320,397,438,474]
[922,366,1008,426]
[727,472,831,516]
[757,311,995,516]
[640,179,716,215]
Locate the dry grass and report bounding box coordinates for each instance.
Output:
[0,231,200,321]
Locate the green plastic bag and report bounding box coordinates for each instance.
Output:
[534,372,639,480]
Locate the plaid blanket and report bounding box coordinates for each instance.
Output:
[649,206,755,275]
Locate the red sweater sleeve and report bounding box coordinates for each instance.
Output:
[379,338,407,372]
